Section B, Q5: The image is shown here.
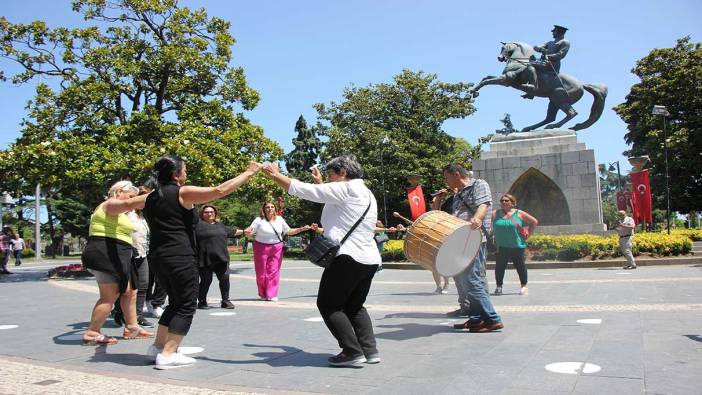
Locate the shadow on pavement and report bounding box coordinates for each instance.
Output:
[375,323,450,341]
[0,269,49,283]
[196,344,329,367]
[88,349,152,366]
[53,321,121,345]
[684,334,702,343]
[380,312,447,320]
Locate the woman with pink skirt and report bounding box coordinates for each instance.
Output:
[245,201,310,301]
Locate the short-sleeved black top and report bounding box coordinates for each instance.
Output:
[143,182,198,258]
[195,221,237,268]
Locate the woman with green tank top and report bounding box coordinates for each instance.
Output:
[492,193,538,296]
[81,180,152,346]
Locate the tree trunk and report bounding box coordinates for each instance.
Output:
[45,196,57,259]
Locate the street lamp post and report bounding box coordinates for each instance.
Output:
[652,105,671,234]
[608,161,623,192]
[379,135,389,227]
[0,192,13,230]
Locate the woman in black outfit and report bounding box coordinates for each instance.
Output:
[196,204,243,310]
[143,156,261,370]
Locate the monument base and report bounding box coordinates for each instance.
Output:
[473,128,605,235]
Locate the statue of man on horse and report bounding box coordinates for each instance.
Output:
[469,25,607,133]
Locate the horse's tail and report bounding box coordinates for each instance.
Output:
[573,83,608,131]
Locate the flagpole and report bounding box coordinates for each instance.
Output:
[380,135,389,227]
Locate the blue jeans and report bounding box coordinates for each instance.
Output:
[456,243,501,323]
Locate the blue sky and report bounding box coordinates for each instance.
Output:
[1,0,701,173]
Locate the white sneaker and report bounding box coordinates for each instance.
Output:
[520,286,529,295]
[142,305,149,314]
[153,306,164,318]
[155,352,196,370]
[269,297,279,302]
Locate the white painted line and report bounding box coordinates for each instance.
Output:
[541,273,553,276]
[616,272,633,275]
[178,346,205,355]
[209,312,236,316]
[545,362,601,374]
[0,325,19,330]
[303,317,324,322]
[57,334,84,341]
[576,319,603,324]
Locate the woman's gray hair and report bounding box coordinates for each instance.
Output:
[325,154,364,179]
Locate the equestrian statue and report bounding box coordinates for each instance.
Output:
[469,25,607,132]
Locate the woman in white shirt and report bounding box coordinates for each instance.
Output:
[245,201,310,301]
[263,154,382,367]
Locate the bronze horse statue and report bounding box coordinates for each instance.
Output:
[469,42,607,132]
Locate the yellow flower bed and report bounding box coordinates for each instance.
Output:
[672,228,702,241]
[384,240,405,253]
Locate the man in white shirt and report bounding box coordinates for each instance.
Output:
[616,210,637,269]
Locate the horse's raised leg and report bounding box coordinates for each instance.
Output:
[521,101,558,132]
[545,102,578,129]
[470,75,510,97]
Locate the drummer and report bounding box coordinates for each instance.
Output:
[432,163,503,333]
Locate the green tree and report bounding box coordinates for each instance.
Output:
[613,37,702,214]
[283,115,323,227]
[314,69,478,223]
[0,0,281,211]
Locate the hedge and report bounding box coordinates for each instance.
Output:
[379,233,693,262]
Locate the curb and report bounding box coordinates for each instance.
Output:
[382,256,702,270]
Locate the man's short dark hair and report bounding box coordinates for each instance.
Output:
[442,163,470,177]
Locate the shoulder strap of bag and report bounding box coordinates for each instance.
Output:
[339,191,372,246]
[266,219,284,243]
[506,209,523,229]
[455,183,490,239]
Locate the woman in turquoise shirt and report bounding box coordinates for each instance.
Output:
[492,194,538,296]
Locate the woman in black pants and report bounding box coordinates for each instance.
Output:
[196,204,243,310]
[264,155,382,367]
[143,156,261,369]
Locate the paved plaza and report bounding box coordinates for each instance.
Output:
[1,259,701,394]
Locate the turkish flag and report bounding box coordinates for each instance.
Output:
[616,192,628,211]
[406,185,427,221]
[624,191,639,225]
[631,170,652,223]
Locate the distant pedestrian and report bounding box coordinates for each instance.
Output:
[245,201,310,301]
[492,193,538,296]
[1,227,15,274]
[195,204,244,310]
[616,210,637,269]
[11,234,25,266]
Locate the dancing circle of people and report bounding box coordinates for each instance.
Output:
[75,154,544,370]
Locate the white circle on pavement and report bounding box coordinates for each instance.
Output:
[577,319,603,325]
[545,362,601,374]
[304,317,324,322]
[57,334,84,341]
[541,273,553,276]
[178,346,205,355]
[0,325,19,330]
[210,312,236,316]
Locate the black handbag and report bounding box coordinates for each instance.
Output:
[266,219,288,252]
[374,233,390,244]
[305,196,372,269]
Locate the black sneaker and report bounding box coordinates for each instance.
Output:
[221,300,235,309]
[446,308,470,318]
[138,317,155,328]
[197,302,210,310]
[328,352,366,367]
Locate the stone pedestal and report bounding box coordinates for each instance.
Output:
[472,129,606,235]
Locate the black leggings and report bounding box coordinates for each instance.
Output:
[495,247,528,287]
[198,262,230,303]
[154,255,198,336]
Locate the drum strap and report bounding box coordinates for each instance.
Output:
[455,187,492,242]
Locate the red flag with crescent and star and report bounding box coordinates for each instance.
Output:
[406,185,426,221]
[624,191,639,225]
[630,170,652,223]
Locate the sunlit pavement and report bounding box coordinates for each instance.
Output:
[1,260,701,394]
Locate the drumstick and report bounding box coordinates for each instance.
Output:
[392,212,413,226]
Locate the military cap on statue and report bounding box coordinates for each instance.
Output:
[552,25,568,32]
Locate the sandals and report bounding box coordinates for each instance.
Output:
[82,333,119,346]
[123,326,154,340]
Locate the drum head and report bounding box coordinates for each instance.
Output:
[435,225,482,277]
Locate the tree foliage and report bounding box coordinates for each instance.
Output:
[0,0,281,212]
[313,69,480,223]
[613,37,702,213]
